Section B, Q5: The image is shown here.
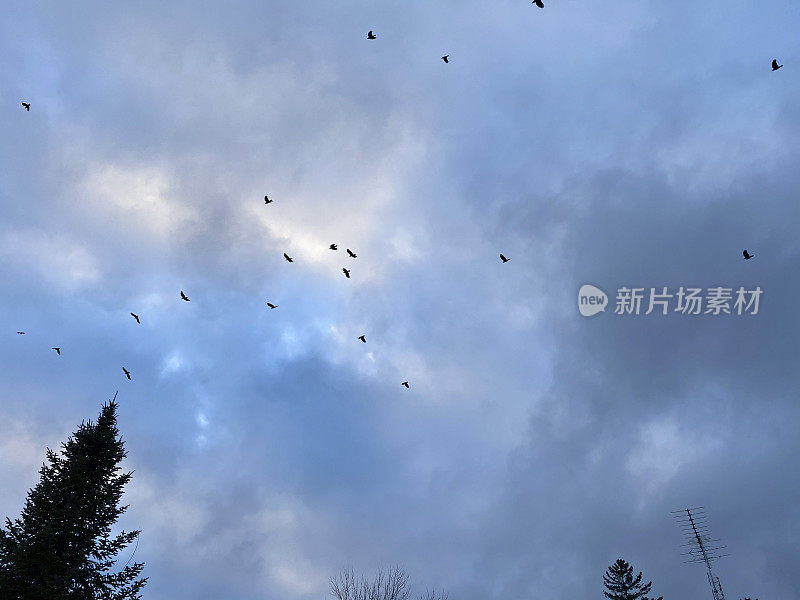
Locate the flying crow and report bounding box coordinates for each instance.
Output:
[772,59,783,71]
[743,249,755,260]
[358,335,366,343]
[343,268,351,278]
[130,312,140,323]
[122,367,131,380]
[180,290,190,301]
[284,252,294,262]
[52,347,61,355]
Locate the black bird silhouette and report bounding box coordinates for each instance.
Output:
[442,55,450,63]
[358,335,366,343]
[52,347,61,355]
[16,331,25,335]
[21,102,30,111]
[367,30,376,40]
[772,59,783,71]
[743,249,755,260]
[284,252,294,262]
[532,0,544,7]
[343,268,351,278]
[267,302,278,309]
[130,312,140,323]
[264,195,273,204]
[180,290,190,301]
[346,249,357,258]
[122,367,131,380]
[330,243,338,250]
[401,381,410,388]
[500,253,510,263]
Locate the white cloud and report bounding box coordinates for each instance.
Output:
[79,163,199,240]
[0,229,101,290]
[626,415,725,496]
[160,350,186,376]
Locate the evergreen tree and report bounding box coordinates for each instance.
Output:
[0,396,147,599]
[603,558,662,600]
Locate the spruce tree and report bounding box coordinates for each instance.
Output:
[0,396,147,599]
[603,558,662,600]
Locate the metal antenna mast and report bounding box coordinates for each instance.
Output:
[672,507,730,600]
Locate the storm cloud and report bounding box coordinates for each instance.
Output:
[1,1,799,599]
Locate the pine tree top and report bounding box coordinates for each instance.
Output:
[603,558,662,600]
[0,397,147,599]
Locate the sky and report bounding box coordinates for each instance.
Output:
[1,1,799,599]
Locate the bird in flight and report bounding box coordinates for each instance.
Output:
[343,268,351,278]
[180,290,190,301]
[330,243,338,250]
[500,253,510,263]
[346,249,357,258]
[441,55,450,63]
[264,195,273,204]
[358,335,366,343]
[532,0,544,7]
[367,30,376,40]
[16,331,25,335]
[130,312,140,323]
[401,381,410,388]
[21,102,30,111]
[743,249,755,260]
[772,59,783,71]
[51,347,61,355]
[122,367,132,380]
[284,252,294,262]
[267,302,278,309]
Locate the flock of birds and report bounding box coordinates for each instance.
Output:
[14,101,515,388]
[269,191,444,388]
[14,20,784,388]
[15,202,447,386]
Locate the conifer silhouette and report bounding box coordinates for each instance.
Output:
[603,558,662,600]
[0,395,146,599]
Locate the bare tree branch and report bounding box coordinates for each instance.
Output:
[329,566,443,600]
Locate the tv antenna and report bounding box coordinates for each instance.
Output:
[672,507,730,600]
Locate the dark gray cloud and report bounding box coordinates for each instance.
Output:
[1,2,799,599]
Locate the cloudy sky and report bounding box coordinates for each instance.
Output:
[1,1,799,598]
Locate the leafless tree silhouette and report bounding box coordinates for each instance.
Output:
[330,566,447,600]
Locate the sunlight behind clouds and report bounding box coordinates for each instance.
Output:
[3,1,800,599]
[80,163,199,240]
